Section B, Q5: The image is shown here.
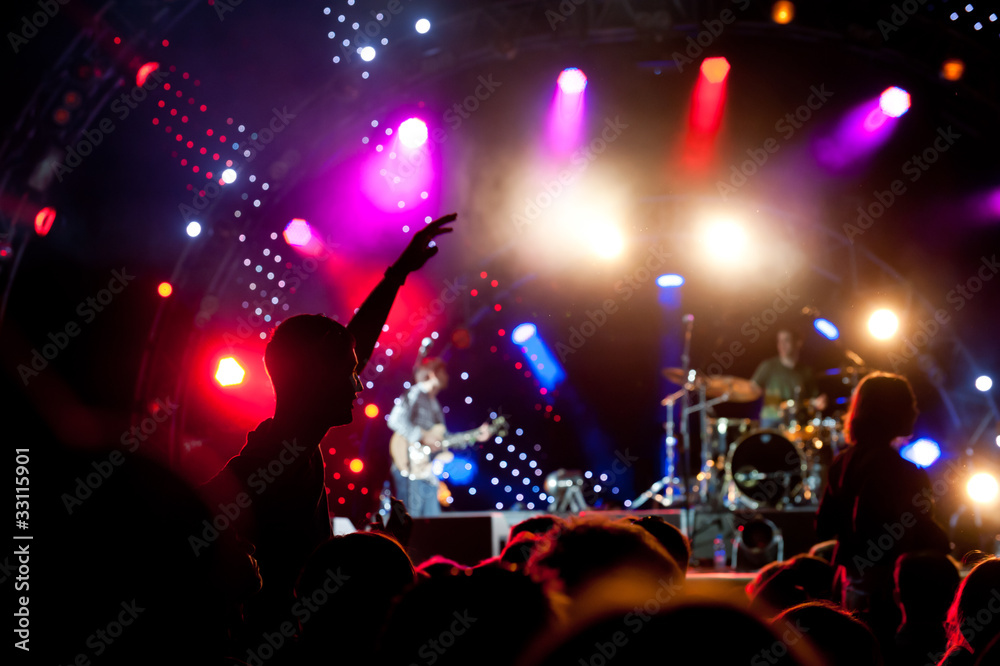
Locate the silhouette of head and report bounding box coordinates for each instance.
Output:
[944,556,1000,654]
[894,552,960,624]
[845,372,918,447]
[624,515,691,575]
[264,314,359,428]
[771,602,881,666]
[295,532,415,664]
[510,514,563,541]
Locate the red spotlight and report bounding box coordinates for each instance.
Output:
[34,207,55,236]
[157,282,173,298]
[363,404,379,418]
[700,57,731,84]
[136,62,160,87]
[215,357,246,386]
[349,458,364,473]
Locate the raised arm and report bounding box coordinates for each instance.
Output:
[347,213,457,372]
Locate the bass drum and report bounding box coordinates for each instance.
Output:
[724,429,806,510]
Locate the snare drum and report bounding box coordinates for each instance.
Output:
[724,429,806,510]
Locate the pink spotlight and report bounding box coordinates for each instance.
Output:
[879,86,911,118]
[557,68,588,95]
[283,218,313,247]
[398,118,428,149]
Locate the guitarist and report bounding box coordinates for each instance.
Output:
[387,356,491,516]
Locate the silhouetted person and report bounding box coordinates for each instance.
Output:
[893,552,960,666]
[938,556,1000,666]
[771,601,883,666]
[521,601,808,666]
[623,515,692,576]
[510,514,564,541]
[201,214,458,645]
[294,532,415,666]
[378,565,550,666]
[816,372,949,646]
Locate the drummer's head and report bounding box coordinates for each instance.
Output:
[845,372,918,447]
[776,328,803,361]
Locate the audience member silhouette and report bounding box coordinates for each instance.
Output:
[521,601,808,666]
[200,214,458,639]
[816,372,950,644]
[378,565,551,666]
[893,552,960,666]
[294,532,415,666]
[771,601,883,666]
[938,556,1000,666]
[623,515,692,576]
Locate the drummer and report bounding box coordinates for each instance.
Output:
[750,328,827,429]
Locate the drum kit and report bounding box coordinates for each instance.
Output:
[634,366,858,512]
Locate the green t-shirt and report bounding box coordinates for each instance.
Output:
[751,357,817,423]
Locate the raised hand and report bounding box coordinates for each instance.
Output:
[391,213,457,275]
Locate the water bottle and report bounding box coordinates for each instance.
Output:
[713,533,726,571]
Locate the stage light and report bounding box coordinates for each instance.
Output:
[967,472,999,504]
[415,18,430,33]
[657,274,685,288]
[557,67,588,95]
[700,57,731,84]
[398,118,428,149]
[349,458,364,473]
[941,59,965,81]
[136,62,159,87]
[186,221,202,237]
[813,318,840,341]
[582,220,624,259]
[512,323,537,345]
[215,357,245,386]
[899,438,941,468]
[879,87,911,118]
[364,404,379,418]
[975,375,993,391]
[221,168,237,184]
[157,282,173,298]
[701,218,748,262]
[868,309,898,339]
[359,46,376,61]
[771,1,794,24]
[34,207,55,236]
[283,218,313,246]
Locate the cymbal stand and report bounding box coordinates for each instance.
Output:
[633,388,686,508]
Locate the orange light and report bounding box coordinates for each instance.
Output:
[771,1,794,24]
[215,357,245,386]
[941,59,964,82]
[157,282,173,298]
[136,62,160,87]
[349,458,364,473]
[700,57,731,84]
[363,404,379,418]
[34,207,56,236]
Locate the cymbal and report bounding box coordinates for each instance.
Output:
[702,375,761,402]
[661,368,762,403]
[662,367,690,386]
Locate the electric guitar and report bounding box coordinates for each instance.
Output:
[390,416,509,482]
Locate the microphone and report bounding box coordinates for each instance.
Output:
[682,314,694,327]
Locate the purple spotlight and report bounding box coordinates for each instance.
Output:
[398,118,428,149]
[879,87,911,118]
[283,218,313,247]
[557,68,588,95]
